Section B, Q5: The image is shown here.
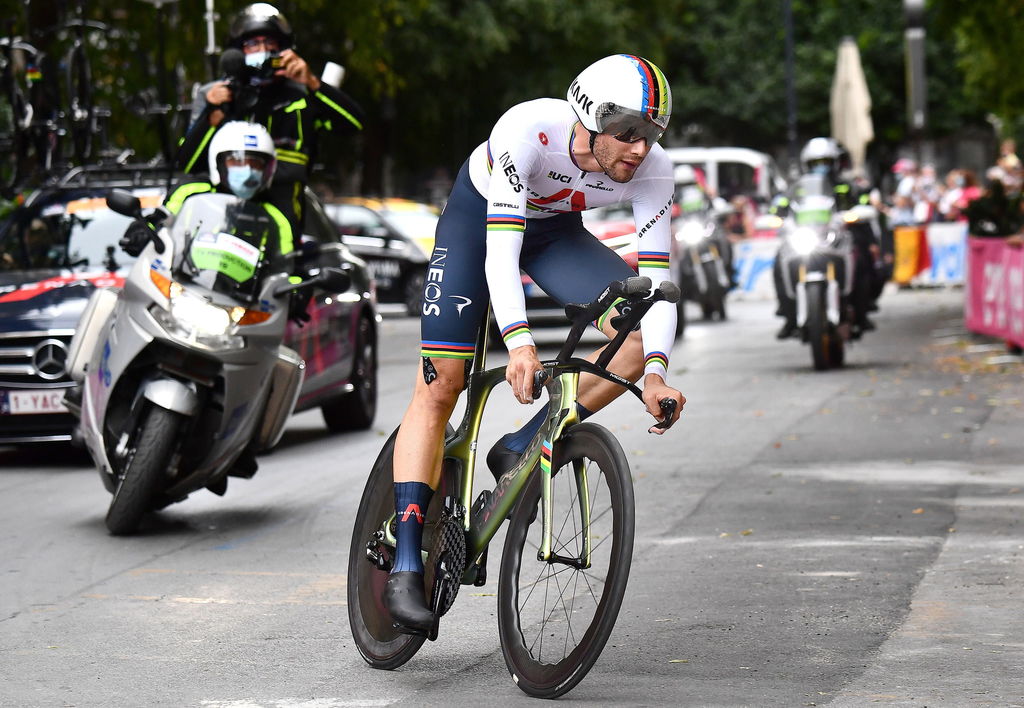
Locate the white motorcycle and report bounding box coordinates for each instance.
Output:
[66,188,349,534]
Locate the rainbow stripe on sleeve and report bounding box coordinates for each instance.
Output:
[487,213,526,233]
[638,251,670,269]
[645,351,669,370]
[501,321,531,343]
[421,340,476,359]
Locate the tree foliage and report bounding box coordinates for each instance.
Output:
[0,0,1009,195]
[932,0,1024,136]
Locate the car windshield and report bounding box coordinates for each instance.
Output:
[0,193,155,272]
[172,192,289,302]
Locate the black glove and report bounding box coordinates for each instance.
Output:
[118,219,153,257]
[288,290,313,326]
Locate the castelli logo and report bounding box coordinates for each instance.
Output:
[538,132,548,145]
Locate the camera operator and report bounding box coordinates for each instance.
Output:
[177,3,365,233]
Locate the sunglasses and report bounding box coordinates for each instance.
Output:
[596,103,669,145]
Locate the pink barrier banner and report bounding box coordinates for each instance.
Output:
[964,236,1024,348]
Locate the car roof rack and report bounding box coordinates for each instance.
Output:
[56,162,180,190]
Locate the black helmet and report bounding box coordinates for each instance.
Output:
[228,3,294,49]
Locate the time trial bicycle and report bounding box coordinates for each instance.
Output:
[348,275,679,698]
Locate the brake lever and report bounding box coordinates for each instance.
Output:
[649,398,678,432]
[531,369,549,400]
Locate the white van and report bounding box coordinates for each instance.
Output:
[663,146,788,209]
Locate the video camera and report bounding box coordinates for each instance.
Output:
[218,48,282,116]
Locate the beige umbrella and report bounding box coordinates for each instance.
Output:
[830,37,874,173]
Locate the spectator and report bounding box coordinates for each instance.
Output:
[887,193,917,226]
[938,169,981,222]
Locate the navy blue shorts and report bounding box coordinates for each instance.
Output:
[420,158,635,359]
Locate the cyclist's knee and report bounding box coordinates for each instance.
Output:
[414,356,465,412]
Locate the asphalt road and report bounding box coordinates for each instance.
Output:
[2,287,1022,707]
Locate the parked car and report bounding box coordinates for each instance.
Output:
[323,197,435,315]
[0,165,378,445]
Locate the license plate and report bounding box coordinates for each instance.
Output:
[0,389,68,415]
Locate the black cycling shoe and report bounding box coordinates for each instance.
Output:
[486,434,522,481]
[857,316,876,332]
[776,321,797,340]
[384,571,434,633]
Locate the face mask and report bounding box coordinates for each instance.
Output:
[245,51,271,68]
[227,165,261,199]
[811,164,830,175]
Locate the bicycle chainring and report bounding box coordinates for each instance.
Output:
[430,506,467,617]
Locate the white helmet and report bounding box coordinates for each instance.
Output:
[208,121,277,199]
[800,137,842,175]
[674,164,697,185]
[567,54,672,145]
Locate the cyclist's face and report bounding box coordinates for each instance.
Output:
[592,132,651,183]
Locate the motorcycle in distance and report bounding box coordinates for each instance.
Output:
[673,205,733,332]
[66,188,350,534]
[774,173,878,371]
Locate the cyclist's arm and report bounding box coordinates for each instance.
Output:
[630,155,677,381]
[482,107,542,352]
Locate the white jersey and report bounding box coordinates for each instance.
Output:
[468,98,676,379]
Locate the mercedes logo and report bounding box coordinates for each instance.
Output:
[32,339,69,381]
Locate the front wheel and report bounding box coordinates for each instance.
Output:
[105,405,182,535]
[497,423,635,698]
[806,281,841,371]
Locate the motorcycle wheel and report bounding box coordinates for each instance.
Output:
[322,314,377,431]
[700,261,727,321]
[805,281,841,371]
[105,405,183,535]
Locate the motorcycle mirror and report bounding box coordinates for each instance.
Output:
[107,189,143,218]
[316,266,351,293]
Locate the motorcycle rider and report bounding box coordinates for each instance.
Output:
[382,54,686,633]
[176,3,364,233]
[772,137,879,339]
[123,121,293,270]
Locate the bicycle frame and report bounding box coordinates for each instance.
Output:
[376,295,651,582]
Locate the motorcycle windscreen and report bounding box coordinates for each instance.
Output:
[792,194,835,227]
[172,193,287,301]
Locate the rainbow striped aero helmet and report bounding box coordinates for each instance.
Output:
[567,54,672,145]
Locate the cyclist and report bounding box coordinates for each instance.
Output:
[384,54,686,632]
[176,2,364,232]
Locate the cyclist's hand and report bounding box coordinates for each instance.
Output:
[277,50,321,91]
[642,374,684,435]
[506,345,543,404]
[206,81,232,106]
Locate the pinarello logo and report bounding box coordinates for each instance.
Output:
[538,132,548,145]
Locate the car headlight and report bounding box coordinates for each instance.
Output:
[787,226,821,255]
[676,220,707,246]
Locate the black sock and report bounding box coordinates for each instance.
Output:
[392,481,433,574]
[502,403,594,454]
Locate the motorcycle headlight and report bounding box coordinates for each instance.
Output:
[787,226,820,255]
[150,281,252,351]
[676,220,707,246]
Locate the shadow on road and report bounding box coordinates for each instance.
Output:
[0,443,92,469]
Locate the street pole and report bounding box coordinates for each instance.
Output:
[783,0,798,176]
